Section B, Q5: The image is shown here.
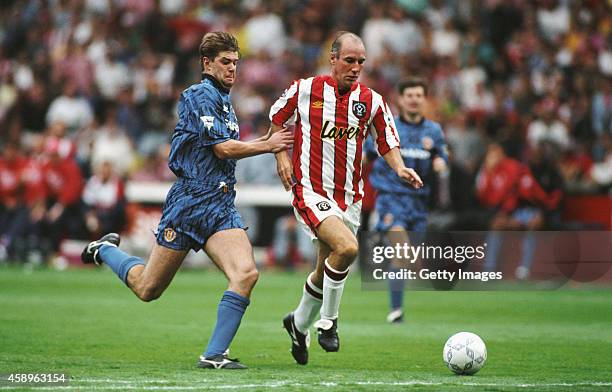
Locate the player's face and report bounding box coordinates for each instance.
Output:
[398,86,426,116]
[203,51,239,89]
[330,40,366,92]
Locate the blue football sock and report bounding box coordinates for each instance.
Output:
[484,232,502,272]
[388,267,405,311]
[519,232,536,269]
[204,291,250,358]
[99,244,145,285]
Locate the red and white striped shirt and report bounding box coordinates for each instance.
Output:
[270,75,399,210]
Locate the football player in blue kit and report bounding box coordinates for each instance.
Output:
[81,32,292,369]
[365,77,448,323]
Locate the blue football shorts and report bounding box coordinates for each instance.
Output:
[374,192,428,232]
[155,178,245,251]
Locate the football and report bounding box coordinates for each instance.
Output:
[443,332,487,375]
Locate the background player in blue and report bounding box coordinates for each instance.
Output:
[365,77,448,323]
[80,32,292,369]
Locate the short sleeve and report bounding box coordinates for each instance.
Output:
[179,90,231,147]
[269,80,299,126]
[369,95,400,156]
[432,123,449,163]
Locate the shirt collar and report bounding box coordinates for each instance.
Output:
[399,114,425,126]
[323,75,359,97]
[201,73,230,94]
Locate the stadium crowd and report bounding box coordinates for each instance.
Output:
[0,0,610,266]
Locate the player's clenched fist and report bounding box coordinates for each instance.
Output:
[267,128,293,153]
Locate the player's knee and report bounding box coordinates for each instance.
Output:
[335,241,359,262]
[234,267,259,290]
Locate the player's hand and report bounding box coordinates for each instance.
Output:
[433,156,447,173]
[47,203,64,222]
[397,167,423,189]
[276,151,294,191]
[267,128,293,153]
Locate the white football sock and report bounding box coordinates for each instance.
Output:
[294,274,322,333]
[321,259,349,320]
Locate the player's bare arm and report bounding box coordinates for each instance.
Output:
[383,147,424,188]
[212,128,292,160]
[270,123,294,191]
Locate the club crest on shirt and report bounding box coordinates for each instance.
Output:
[352,101,367,119]
[316,201,331,211]
[422,136,434,150]
[163,228,177,242]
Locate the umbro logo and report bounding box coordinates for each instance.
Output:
[311,101,324,109]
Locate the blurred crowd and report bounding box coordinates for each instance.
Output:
[0,0,610,266]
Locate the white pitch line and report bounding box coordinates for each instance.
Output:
[2,380,611,390]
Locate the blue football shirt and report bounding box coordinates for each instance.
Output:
[365,116,448,196]
[168,74,240,186]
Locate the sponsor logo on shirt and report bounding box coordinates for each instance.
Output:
[400,148,431,160]
[320,120,361,141]
[200,115,215,130]
[225,119,239,132]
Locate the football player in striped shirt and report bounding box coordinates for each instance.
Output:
[81,32,292,369]
[269,31,423,365]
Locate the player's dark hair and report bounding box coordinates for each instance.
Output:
[398,77,428,96]
[199,31,240,66]
[331,31,361,59]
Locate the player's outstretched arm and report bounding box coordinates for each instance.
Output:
[383,147,424,189]
[212,128,292,160]
[269,123,293,191]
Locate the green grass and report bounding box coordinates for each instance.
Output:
[0,266,611,391]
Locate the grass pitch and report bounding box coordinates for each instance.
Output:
[0,266,611,391]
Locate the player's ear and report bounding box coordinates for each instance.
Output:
[330,52,336,67]
[202,56,211,72]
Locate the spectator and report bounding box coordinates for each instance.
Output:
[41,137,85,256]
[45,81,94,132]
[0,142,27,261]
[527,98,571,152]
[82,160,127,238]
[90,104,135,177]
[477,143,561,280]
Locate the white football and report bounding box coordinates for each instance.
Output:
[443,332,487,375]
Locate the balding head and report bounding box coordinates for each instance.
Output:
[331,31,364,59]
